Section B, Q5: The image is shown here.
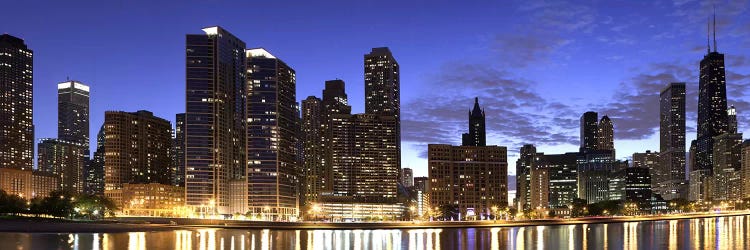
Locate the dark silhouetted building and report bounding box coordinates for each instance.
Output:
[84,125,105,195]
[0,34,34,169]
[302,96,323,203]
[103,110,173,206]
[245,48,299,220]
[597,116,614,152]
[659,82,687,200]
[185,27,247,214]
[515,144,537,211]
[579,112,599,153]
[401,168,414,187]
[174,113,185,187]
[541,152,578,208]
[462,97,486,147]
[611,167,652,209]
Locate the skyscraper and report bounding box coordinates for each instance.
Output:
[712,132,742,201]
[632,150,659,189]
[84,125,105,195]
[741,140,750,199]
[462,97,486,147]
[364,47,401,176]
[659,82,687,200]
[301,96,323,203]
[37,138,84,193]
[246,48,299,220]
[541,152,578,208]
[57,80,89,147]
[728,105,737,134]
[597,116,614,152]
[695,17,729,175]
[401,168,414,187]
[185,27,247,214]
[0,34,34,169]
[103,110,173,206]
[579,112,599,153]
[515,144,536,211]
[320,80,351,196]
[174,113,185,187]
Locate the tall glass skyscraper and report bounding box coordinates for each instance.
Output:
[0,34,34,169]
[695,24,728,175]
[185,27,247,214]
[658,82,687,200]
[57,80,89,147]
[245,48,299,220]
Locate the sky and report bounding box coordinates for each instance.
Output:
[3,0,750,181]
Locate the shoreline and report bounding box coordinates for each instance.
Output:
[1,211,748,233]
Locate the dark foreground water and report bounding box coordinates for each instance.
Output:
[1,215,749,250]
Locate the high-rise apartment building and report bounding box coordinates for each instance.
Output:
[659,82,687,200]
[173,113,185,187]
[364,47,401,177]
[516,144,536,211]
[245,48,299,220]
[37,138,84,193]
[741,140,750,198]
[185,27,247,214]
[57,80,89,147]
[712,132,742,201]
[597,116,614,152]
[0,34,34,169]
[461,98,486,147]
[84,125,105,195]
[103,110,173,206]
[301,96,323,203]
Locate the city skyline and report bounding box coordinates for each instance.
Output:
[5,1,750,179]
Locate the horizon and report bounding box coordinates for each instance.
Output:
[3,1,750,179]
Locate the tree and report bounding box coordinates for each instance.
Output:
[438,204,459,221]
[0,189,28,215]
[570,198,588,217]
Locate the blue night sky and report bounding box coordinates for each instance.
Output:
[4,0,750,179]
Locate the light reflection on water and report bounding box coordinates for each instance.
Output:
[2,215,750,250]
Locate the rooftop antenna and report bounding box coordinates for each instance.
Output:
[713,5,717,52]
[706,18,711,54]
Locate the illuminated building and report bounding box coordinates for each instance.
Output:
[57,80,90,147]
[541,152,578,208]
[37,138,85,193]
[0,34,34,169]
[659,82,687,200]
[577,112,616,204]
[185,26,247,214]
[579,111,599,153]
[414,177,429,193]
[121,183,187,217]
[712,132,742,201]
[364,47,401,180]
[246,48,300,221]
[401,168,414,187]
[313,201,406,222]
[174,113,185,187]
[597,116,614,153]
[320,80,351,196]
[103,110,173,206]
[428,144,508,220]
[515,144,537,211]
[529,163,549,210]
[741,140,750,198]
[632,151,659,192]
[610,167,652,209]
[0,168,59,198]
[302,96,323,204]
[84,125,105,195]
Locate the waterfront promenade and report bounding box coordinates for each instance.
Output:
[2,210,749,233]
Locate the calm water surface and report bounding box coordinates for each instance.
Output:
[2,215,749,250]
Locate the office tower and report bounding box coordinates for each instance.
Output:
[461,97,486,146]
[579,112,599,153]
[320,80,351,194]
[632,150,659,193]
[741,140,750,198]
[659,82,687,200]
[728,106,737,133]
[428,144,508,218]
[37,138,84,193]
[302,96,323,203]
[246,48,299,220]
[516,144,536,211]
[712,132,742,201]
[57,81,89,147]
[413,177,429,193]
[174,113,185,187]
[529,163,549,210]
[401,168,414,187]
[597,116,614,151]
[103,110,173,206]
[577,151,615,203]
[84,125,105,195]
[541,153,578,208]
[330,114,399,201]
[185,27,247,214]
[364,47,401,176]
[695,16,729,176]
[611,167,652,208]
[0,34,33,169]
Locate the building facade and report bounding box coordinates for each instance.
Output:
[712,132,742,201]
[57,80,90,147]
[301,96,324,204]
[579,111,599,153]
[0,34,34,169]
[741,140,750,198]
[0,168,59,199]
[174,113,185,187]
[597,116,614,152]
[245,48,300,220]
[428,144,508,219]
[516,144,537,211]
[185,26,247,214]
[461,98,486,147]
[542,153,578,208]
[103,110,173,206]
[37,138,85,193]
[84,125,105,195]
[364,47,401,180]
[121,183,187,217]
[659,82,687,200]
[401,168,414,187]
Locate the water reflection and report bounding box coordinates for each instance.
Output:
[4,215,750,249]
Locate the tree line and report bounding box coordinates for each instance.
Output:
[0,189,116,219]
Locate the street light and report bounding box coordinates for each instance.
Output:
[491,206,498,222]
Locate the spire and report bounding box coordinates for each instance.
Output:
[713,5,717,52]
[706,18,711,54]
[470,97,483,117]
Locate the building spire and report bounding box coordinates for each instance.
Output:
[706,18,711,54]
[713,5,717,52]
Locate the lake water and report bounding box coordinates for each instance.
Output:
[1,215,749,250]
